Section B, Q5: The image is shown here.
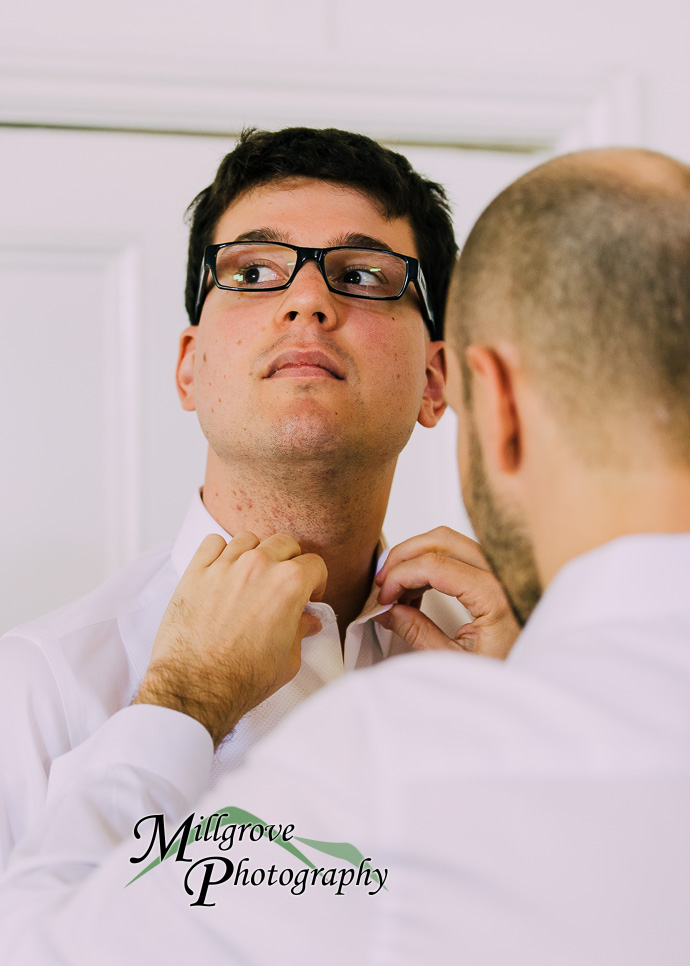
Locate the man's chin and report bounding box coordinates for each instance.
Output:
[266,410,352,457]
[266,411,389,473]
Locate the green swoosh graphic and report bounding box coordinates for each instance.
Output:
[293,836,384,889]
[126,806,385,890]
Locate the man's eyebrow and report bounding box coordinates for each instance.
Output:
[226,229,394,251]
[231,228,292,244]
[328,232,392,251]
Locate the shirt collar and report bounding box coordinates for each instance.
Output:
[353,542,396,657]
[170,490,394,640]
[510,532,690,664]
[170,490,233,579]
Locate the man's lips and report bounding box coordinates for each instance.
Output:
[264,349,345,380]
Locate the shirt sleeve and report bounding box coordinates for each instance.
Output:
[0,634,72,869]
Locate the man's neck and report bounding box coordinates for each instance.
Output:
[202,451,395,641]
[532,463,690,588]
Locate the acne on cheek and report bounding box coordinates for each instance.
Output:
[360,328,395,352]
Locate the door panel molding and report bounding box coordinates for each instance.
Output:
[0,49,641,150]
[0,237,142,575]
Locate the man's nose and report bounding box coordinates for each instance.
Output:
[273,259,338,330]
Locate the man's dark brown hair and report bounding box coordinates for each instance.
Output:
[185,127,457,336]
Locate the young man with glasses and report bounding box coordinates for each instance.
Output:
[0,127,517,866]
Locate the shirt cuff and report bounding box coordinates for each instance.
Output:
[48,705,214,808]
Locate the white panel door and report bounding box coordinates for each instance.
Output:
[0,128,232,630]
[0,126,540,631]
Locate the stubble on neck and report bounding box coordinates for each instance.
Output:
[202,446,397,640]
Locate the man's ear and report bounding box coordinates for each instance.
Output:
[176,328,197,412]
[417,341,448,428]
[465,344,521,473]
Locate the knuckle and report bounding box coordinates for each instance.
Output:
[233,530,255,541]
[240,546,269,574]
[487,581,510,614]
[427,550,447,569]
[200,533,226,554]
[281,559,306,591]
[430,526,453,545]
[281,558,300,579]
[276,531,301,552]
[403,616,425,649]
[202,533,222,546]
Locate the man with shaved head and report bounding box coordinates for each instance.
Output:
[2,148,689,965]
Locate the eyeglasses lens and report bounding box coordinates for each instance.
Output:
[214,244,296,290]
[323,249,406,298]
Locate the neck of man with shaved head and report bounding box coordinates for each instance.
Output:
[446,148,690,619]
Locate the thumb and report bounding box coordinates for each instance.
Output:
[375,604,454,652]
[299,612,323,639]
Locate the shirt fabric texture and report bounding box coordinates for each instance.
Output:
[0,491,470,868]
[1,534,689,964]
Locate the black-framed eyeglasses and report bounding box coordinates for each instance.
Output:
[193,241,437,339]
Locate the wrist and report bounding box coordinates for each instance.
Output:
[133,668,238,750]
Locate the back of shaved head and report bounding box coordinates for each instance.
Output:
[449,148,690,467]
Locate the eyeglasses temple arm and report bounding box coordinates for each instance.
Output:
[414,264,437,339]
[193,253,209,325]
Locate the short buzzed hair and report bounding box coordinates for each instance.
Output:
[449,149,690,467]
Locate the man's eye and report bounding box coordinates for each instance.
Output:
[230,262,284,286]
[337,266,387,288]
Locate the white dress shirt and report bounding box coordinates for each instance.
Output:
[0,492,468,869]
[1,534,689,965]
